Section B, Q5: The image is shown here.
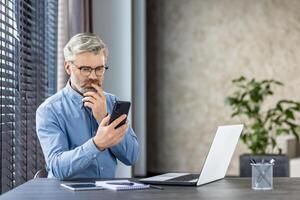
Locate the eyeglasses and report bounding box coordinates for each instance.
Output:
[69,61,109,76]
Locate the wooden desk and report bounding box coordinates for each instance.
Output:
[0,178,299,200]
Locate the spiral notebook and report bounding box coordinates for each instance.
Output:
[95,180,150,191]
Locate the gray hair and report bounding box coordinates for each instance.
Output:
[63,33,108,61]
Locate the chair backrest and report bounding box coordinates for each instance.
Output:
[34,168,48,179]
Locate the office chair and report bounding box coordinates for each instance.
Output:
[34,168,48,179]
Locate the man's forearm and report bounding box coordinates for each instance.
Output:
[110,128,139,165]
[47,138,99,180]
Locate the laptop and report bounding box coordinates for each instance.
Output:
[140,124,243,186]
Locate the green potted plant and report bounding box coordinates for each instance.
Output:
[226,76,300,177]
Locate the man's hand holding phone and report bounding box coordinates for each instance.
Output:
[93,114,129,151]
[82,83,107,122]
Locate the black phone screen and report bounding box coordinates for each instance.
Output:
[68,184,96,188]
[60,183,103,191]
[108,101,131,129]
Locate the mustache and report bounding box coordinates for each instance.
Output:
[82,79,101,87]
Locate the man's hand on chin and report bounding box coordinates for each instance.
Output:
[82,83,107,122]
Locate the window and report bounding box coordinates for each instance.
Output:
[0,0,57,193]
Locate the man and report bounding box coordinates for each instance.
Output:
[36,33,139,180]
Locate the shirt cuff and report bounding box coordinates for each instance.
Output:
[82,138,101,159]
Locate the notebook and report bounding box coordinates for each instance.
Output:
[95,180,150,191]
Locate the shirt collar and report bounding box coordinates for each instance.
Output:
[64,80,84,107]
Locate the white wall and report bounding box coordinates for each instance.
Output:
[146,0,300,175]
[92,0,132,177]
[132,0,146,177]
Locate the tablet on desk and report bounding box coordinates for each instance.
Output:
[60,183,104,191]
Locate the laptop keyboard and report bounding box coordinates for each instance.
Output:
[167,174,199,182]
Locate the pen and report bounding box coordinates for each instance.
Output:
[249,158,256,164]
[106,182,134,186]
[149,185,164,190]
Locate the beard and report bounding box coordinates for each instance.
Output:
[71,76,103,94]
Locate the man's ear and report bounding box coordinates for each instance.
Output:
[64,61,71,75]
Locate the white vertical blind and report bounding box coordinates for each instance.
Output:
[0,0,57,193]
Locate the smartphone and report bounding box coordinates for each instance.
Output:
[108,100,131,129]
[60,183,103,191]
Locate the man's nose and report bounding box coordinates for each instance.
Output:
[88,69,98,79]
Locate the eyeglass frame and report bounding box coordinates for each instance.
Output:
[69,61,109,76]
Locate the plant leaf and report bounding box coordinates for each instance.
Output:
[285,110,295,120]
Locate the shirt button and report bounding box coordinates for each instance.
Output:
[100,167,104,170]
[93,154,97,159]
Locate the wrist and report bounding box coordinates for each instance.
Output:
[92,137,105,151]
[95,112,106,123]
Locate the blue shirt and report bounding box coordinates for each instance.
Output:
[36,82,139,180]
